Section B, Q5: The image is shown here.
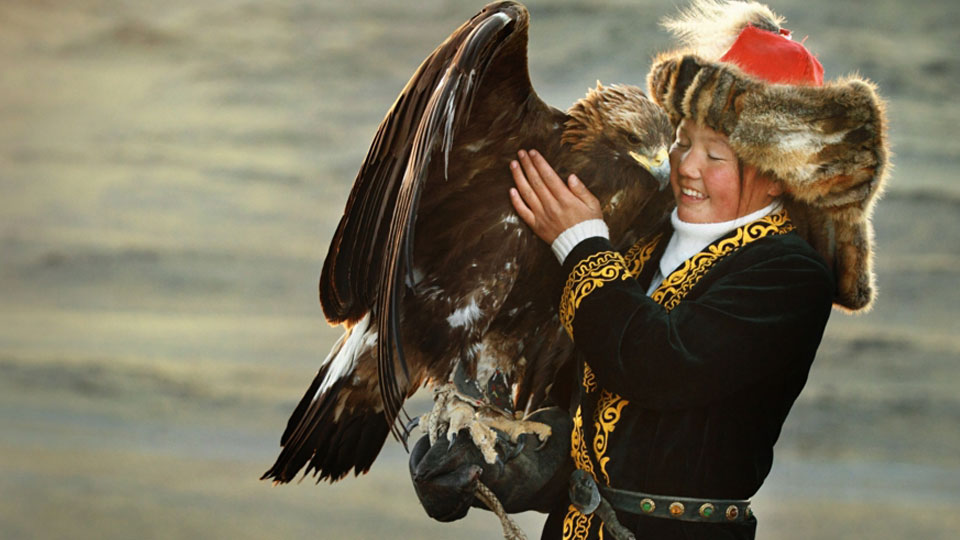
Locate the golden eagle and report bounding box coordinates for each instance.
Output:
[263,0,672,483]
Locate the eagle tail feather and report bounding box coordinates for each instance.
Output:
[262,316,392,484]
[261,367,391,484]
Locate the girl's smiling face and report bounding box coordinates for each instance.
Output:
[669,119,782,223]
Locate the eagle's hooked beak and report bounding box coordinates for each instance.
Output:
[629,148,670,190]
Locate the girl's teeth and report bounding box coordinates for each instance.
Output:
[682,188,704,198]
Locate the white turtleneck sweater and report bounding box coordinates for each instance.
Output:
[646,200,782,295]
[550,200,783,297]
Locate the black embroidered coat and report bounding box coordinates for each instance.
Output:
[541,211,834,540]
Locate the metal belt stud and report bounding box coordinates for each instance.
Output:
[698,503,715,518]
[668,501,685,517]
[640,498,655,513]
[725,505,740,521]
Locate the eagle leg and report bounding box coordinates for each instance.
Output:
[420,382,552,466]
[421,382,476,446]
[478,411,552,449]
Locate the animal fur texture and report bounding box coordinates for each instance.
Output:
[648,0,890,311]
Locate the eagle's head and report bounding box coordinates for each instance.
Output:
[563,82,674,241]
[563,82,673,191]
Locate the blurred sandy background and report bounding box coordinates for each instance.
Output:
[1,0,958,538]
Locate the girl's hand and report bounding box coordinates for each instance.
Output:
[508,149,602,244]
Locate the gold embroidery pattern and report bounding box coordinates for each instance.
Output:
[652,210,794,311]
[570,405,596,480]
[580,235,662,492]
[582,364,597,393]
[564,235,662,539]
[560,251,630,337]
[562,505,594,540]
[623,233,662,278]
[593,390,629,485]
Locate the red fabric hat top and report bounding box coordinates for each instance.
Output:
[719,25,823,86]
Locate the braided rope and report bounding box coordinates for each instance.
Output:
[475,481,527,540]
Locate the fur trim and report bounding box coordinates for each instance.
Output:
[661,0,783,59]
[647,3,890,312]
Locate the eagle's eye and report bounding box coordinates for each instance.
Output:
[627,133,642,145]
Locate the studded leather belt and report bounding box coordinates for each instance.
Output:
[569,470,753,540]
[599,483,752,523]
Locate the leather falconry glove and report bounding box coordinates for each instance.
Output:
[408,406,574,521]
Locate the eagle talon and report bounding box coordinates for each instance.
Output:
[535,434,549,451]
[507,435,526,461]
[493,429,525,463]
[447,429,458,450]
[402,415,421,446]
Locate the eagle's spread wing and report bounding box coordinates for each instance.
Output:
[317,1,545,436]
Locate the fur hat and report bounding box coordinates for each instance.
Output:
[647,0,890,312]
